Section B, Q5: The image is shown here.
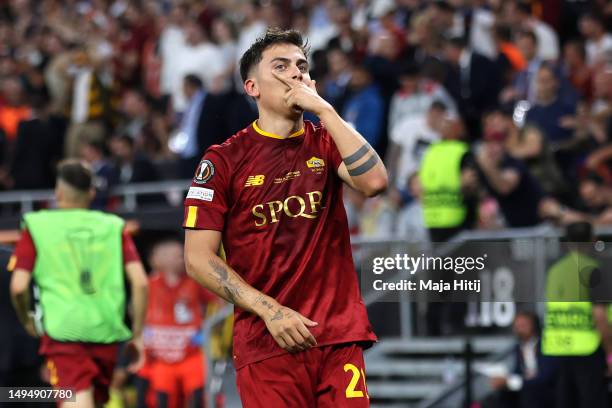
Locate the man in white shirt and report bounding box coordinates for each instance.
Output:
[388,63,457,137]
[579,13,612,67]
[469,3,497,59]
[387,101,448,190]
[162,18,224,113]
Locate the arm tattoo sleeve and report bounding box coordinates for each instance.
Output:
[342,144,371,166]
[253,294,275,311]
[208,259,242,304]
[347,154,379,176]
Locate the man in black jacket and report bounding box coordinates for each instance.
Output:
[442,35,502,139]
[486,311,558,408]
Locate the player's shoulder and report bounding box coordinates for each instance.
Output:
[306,120,334,146]
[204,126,252,164]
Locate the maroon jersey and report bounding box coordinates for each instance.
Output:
[183,120,376,369]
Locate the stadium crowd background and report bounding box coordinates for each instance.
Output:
[0,0,609,239]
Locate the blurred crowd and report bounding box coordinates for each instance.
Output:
[0,0,610,236]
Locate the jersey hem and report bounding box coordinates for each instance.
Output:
[233,335,377,370]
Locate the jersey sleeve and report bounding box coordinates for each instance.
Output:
[122,229,141,265]
[11,229,36,272]
[183,148,231,231]
[319,125,343,171]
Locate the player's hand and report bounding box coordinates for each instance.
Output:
[272,73,331,116]
[125,336,145,373]
[261,304,318,353]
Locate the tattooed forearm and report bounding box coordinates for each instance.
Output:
[253,295,275,311]
[208,259,242,303]
[343,144,371,165]
[223,287,240,303]
[347,154,379,176]
[208,259,228,281]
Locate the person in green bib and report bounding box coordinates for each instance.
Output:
[420,115,478,242]
[420,116,478,335]
[542,221,612,408]
[9,159,149,408]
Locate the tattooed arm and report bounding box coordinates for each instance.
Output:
[318,107,388,197]
[184,229,317,352]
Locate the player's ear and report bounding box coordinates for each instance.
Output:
[244,78,260,98]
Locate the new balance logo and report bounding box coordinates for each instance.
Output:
[245,175,265,187]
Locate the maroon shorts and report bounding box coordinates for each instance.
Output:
[44,342,119,405]
[236,342,370,408]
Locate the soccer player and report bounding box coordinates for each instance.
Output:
[9,159,149,408]
[141,239,217,408]
[183,29,388,407]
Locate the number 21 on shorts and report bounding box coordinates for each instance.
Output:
[344,363,369,399]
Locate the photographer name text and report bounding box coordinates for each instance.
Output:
[373,279,481,293]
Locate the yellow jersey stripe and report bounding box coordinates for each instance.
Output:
[253,120,304,139]
[6,255,16,272]
[186,206,198,228]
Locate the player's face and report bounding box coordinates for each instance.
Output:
[247,43,310,117]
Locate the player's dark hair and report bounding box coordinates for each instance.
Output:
[56,159,93,192]
[239,28,309,82]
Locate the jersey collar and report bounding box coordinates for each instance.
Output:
[252,120,304,140]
